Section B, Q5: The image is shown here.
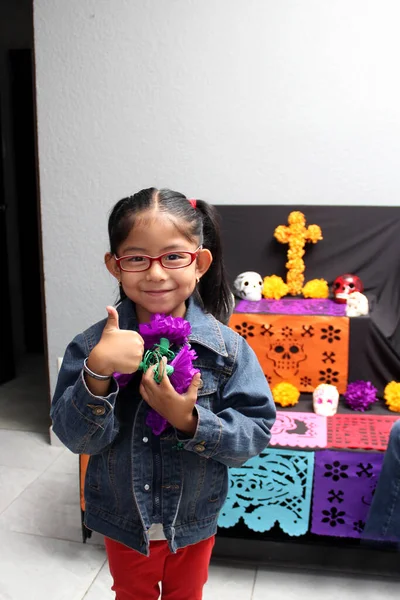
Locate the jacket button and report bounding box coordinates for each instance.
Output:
[198,379,204,389]
[92,406,105,416]
[143,437,149,443]
[144,484,150,491]
[194,444,206,453]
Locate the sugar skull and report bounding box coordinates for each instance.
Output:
[333,274,363,304]
[313,383,339,416]
[346,292,369,317]
[233,271,263,301]
[267,338,306,378]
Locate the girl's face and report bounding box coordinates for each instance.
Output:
[106,211,212,323]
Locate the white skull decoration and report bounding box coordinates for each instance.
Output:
[345,292,369,317]
[313,383,339,417]
[233,271,263,301]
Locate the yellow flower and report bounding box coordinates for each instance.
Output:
[289,225,306,238]
[288,285,304,296]
[287,267,305,292]
[262,275,289,300]
[288,245,305,257]
[286,260,305,272]
[287,249,305,260]
[302,279,329,299]
[272,382,300,407]
[274,225,290,244]
[288,211,306,226]
[384,381,400,412]
[287,272,304,283]
[307,225,323,244]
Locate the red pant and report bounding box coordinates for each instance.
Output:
[105,536,215,600]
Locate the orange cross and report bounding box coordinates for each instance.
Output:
[274,211,322,295]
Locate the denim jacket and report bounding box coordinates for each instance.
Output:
[51,297,276,555]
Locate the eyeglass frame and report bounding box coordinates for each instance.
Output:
[114,246,203,273]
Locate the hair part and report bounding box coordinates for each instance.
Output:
[108,188,233,323]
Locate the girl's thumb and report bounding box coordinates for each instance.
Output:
[105,306,120,330]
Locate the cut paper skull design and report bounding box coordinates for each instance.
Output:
[267,338,306,378]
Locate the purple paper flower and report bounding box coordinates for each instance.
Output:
[145,345,200,435]
[344,381,378,412]
[113,372,134,388]
[139,314,192,348]
[145,410,169,436]
[115,314,198,436]
[170,346,200,394]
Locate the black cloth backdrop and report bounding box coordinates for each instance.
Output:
[216,205,400,391]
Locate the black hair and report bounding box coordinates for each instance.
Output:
[107,187,233,323]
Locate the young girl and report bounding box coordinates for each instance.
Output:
[51,188,276,600]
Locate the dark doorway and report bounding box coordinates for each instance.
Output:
[0,2,49,435]
[0,46,49,432]
[0,47,46,379]
[0,90,16,384]
[9,49,44,355]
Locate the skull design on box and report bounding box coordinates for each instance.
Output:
[333,274,363,304]
[313,383,339,416]
[267,338,306,378]
[233,271,263,302]
[346,292,369,317]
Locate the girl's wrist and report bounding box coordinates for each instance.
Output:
[87,346,114,377]
[176,412,198,436]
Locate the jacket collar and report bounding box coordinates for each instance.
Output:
[185,298,228,357]
[117,296,228,357]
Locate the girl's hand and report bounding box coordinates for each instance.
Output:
[88,306,144,376]
[140,359,201,435]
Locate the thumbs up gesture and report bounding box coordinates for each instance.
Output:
[87,306,144,377]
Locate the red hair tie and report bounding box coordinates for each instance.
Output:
[188,198,197,209]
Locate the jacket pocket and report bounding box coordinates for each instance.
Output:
[207,459,228,503]
[196,367,220,411]
[86,454,102,491]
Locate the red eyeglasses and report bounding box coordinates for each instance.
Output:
[114,247,202,273]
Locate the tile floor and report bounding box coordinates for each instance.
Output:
[0,355,399,599]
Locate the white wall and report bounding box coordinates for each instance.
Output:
[33,0,400,393]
